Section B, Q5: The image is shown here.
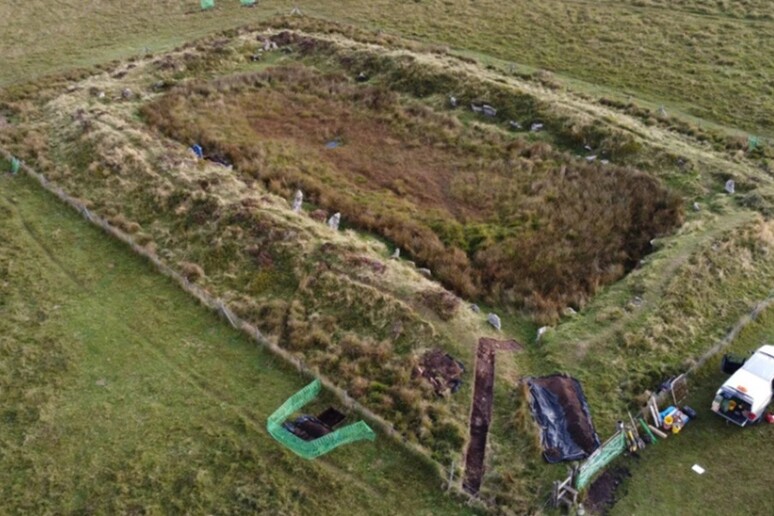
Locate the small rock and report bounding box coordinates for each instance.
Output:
[600,159,609,165]
[470,303,480,313]
[470,103,483,114]
[95,378,108,387]
[724,179,735,194]
[482,104,497,117]
[97,91,105,99]
[509,120,522,130]
[584,145,592,152]
[692,202,701,212]
[356,72,369,82]
[536,326,550,342]
[562,307,577,317]
[449,95,457,107]
[418,268,432,278]
[487,313,502,331]
[530,122,544,132]
[121,88,132,99]
[586,155,597,162]
[390,247,400,259]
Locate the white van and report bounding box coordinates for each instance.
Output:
[711,345,774,426]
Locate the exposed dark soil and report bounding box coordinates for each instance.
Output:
[416,348,465,396]
[585,467,630,515]
[462,337,522,494]
[533,375,599,454]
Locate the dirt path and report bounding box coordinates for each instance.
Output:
[462,337,521,495]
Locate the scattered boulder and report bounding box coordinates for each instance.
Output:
[470,303,481,313]
[449,95,457,107]
[487,313,502,331]
[418,267,432,278]
[586,155,597,162]
[536,326,550,342]
[470,103,483,114]
[509,120,522,130]
[262,39,279,51]
[530,122,544,132]
[390,247,400,259]
[562,307,577,317]
[356,72,369,82]
[482,104,497,117]
[692,202,701,212]
[327,212,341,230]
[121,88,133,100]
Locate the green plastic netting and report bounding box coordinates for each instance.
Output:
[574,431,626,490]
[200,0,215,10]
[10,157,20,175]
[240,0,256,6]
[266,379,376,459]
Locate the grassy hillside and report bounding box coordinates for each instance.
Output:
[2,1,772,137]
[0,170,471,514]
[3,2,774,513]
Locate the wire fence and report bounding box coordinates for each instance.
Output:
[1,148,445,477]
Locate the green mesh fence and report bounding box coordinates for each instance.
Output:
[240,0,256,6]
[200,0,215,10]
[10,157,21,175]
[574,431,626,490]
[267,379,376,459]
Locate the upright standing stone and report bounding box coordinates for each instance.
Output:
[327,212,341,231]
[292,190,303,212]
[725,179,735,194]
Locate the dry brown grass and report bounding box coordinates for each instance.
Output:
[142,50,682,322]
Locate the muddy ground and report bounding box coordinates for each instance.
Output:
[585,467,630,514]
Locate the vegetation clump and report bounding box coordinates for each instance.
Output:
[143,54,682,322]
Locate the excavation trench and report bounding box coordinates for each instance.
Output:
[462,337,521,495]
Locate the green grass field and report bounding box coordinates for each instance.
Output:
[2,1,773,137]
[611,307,774,515]
[3,0,774,513]
[0,170,471,514]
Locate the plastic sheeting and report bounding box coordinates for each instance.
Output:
[526,375,601,463]
[267,379,376,459]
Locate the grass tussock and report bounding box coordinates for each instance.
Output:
[142,55,682,322]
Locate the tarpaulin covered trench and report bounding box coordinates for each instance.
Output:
[526,374,601,463]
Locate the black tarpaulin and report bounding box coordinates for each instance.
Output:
[526,374,601,463]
